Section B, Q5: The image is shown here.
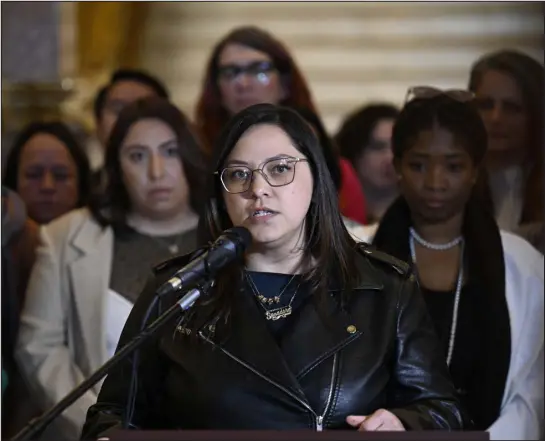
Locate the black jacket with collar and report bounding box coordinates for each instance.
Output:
[81,244,468,438]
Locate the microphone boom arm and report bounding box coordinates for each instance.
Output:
[11,226,251,441]
[10,281,212,441]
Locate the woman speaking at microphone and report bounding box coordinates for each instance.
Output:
[82,104,467,437]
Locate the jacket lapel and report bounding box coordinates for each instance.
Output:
[68,216,113,373]
[281,281,382,381]
[198,257,384,403]
[201,285,308,402]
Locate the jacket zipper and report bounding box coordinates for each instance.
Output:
[199,331,343,431]
[315,353,339,431]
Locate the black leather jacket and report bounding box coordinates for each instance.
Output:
[81,245,467,438]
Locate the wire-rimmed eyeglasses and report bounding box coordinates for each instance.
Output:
[215,156,308,194]
[404,86,475,105]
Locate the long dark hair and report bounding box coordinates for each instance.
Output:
[198,103,359,326]
[469,49,543,224]
[291,106,342,191]
[93,68,170,122]
[89,97,207,230]
[3,121,91,207]
[335,104,399,167]
[391,94,492,213]
[195,26,318,155]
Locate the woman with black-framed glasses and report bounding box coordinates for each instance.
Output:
[194,26,317,156]
[373,89,544,439]
[82,103,467,437]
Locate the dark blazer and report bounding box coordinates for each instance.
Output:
[81,244,468,438]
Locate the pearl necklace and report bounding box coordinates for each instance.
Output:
[409,227,463,250]
[409,228,464,367]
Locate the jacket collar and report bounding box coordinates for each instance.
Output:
[66,209,114,371]
[69,209,110,256]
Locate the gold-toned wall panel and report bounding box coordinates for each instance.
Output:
[59,1,150,132]
[76,1,147,76]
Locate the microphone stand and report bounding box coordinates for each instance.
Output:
[10,281,212,441]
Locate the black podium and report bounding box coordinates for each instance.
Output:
[101,430,489,441]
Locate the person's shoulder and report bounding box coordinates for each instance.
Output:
[500,230,544,278]
[18,217,39,257]
[501,230,542,257]
[344,218,378,243]
[42,207,91,235]
[45,206,92,229]
[355,242,413,279]
[40,207,107,251]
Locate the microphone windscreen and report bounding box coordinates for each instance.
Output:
[225,226,252,250]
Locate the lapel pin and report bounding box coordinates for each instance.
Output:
[176,325,192,336]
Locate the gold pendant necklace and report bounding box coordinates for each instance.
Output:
[245,272,301,321]
[261,285,300,321]
[167,244,179,254]
[151,236,181,255]
[246,272,296,305]
[264,305,294,321]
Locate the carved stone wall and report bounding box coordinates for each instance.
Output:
[1,2,60,83]
[1,2,78,168]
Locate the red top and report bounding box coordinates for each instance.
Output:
[338,158,367,224]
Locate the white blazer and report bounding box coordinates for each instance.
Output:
[16,208,115,440]
[487,232,544,440]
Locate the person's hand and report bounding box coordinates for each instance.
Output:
[346,409,405,431]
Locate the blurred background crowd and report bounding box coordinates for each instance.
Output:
[1,1,543,439]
